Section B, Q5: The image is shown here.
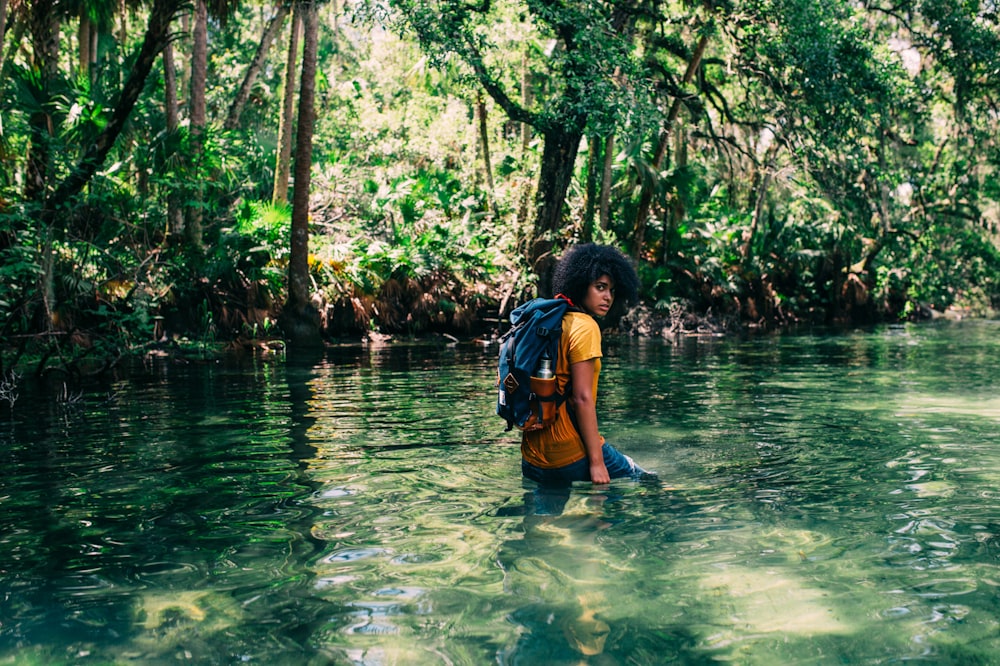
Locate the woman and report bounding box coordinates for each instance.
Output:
[521,243,646,485]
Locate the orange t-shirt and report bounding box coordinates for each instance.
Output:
[521,311,604,468]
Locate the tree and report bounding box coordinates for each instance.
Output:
[224,2,291,130]
[631,27,710,259]
[692,0,926,321]
[46,0,184,206]
[0,0,23,78]
[475,92,497,216]
[279,0,322,346]
[390,0,647,293]
[163,20,184,240]
[72,0,118,80]
[0,0,8,72]
[185,0,208,253]
[182,0,241,254]
[272,3,302,205]
[24,0,60,201]
[2,0,998,346]
[33,0,184,328]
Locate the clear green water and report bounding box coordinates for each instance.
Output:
[2,320,999,664]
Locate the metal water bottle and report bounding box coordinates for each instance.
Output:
[529,350,557,428]
[536,352,554,379]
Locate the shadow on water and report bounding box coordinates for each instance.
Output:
[495,481,718,665]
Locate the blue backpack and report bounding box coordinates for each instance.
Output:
[496,296,573,432]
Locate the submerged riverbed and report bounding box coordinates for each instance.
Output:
[2,320,999,664]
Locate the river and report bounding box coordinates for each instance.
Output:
[1,319,998,664]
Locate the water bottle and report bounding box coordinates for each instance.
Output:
[529,350,557,428]
[536,352,554,379]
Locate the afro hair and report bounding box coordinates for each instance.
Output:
[551,243,640,314]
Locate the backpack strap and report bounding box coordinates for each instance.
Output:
[554,293,579,311]
[552,293,583,435]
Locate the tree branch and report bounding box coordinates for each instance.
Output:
[466,40,537,126]
[44,0,186,217]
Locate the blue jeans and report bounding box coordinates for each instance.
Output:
[522,443,646,486]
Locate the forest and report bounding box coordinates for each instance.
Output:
[2,0,999,368]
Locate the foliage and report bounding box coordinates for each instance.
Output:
[1,0,999,356]
[307,175,503,333]
[0,217,42,338]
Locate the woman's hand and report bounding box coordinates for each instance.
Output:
[589,462,611,485]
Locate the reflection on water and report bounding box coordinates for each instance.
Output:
[1,321,999,663]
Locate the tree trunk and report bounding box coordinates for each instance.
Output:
[185,0,207,254]
[224,3,290,131]
[599,133,614,231]
[741,138,779,262]
[661,124,687,264]
[583,136,600,241]
[179,12,190,93]
[25,0,59,201]
[529,127,583,297]
[164,39,179,131]
[514,48,536,230]
[0,0,8,72]
[163,35,184,241]
[632,32,710,258]
[520,50,533,152]
[855,127,893,282]
[273,5,302,205]
[90,21,97,69]
[869,128,892,275]
[1,6,25,81]
[39,0,178,328]
[119,0,127,45]
[78,9,92,79]
[46,0,179,207]
[476,93,497,215]
[280,0,321,347]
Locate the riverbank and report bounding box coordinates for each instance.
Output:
[1,291,991,396]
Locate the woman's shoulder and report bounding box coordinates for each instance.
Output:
[563,311,601,346]
[564,310,597,329]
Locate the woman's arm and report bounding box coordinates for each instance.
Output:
[570,358,609,484]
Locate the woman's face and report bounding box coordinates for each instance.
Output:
[581,274,616,318]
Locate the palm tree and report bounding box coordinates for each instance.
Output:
[0,0,10,74]
[224,2,291,130]
[163,19,183,240]
[279,0,321,346]
[272,3,301,205]
[24,0,60,201]
[36,0,186,329]
[183,0,241,255]
[47,0,184,205]
[185,0,208,254]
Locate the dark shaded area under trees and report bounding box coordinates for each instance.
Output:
[1,0,999,374]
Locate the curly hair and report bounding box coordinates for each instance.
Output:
[551,243,640,313]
